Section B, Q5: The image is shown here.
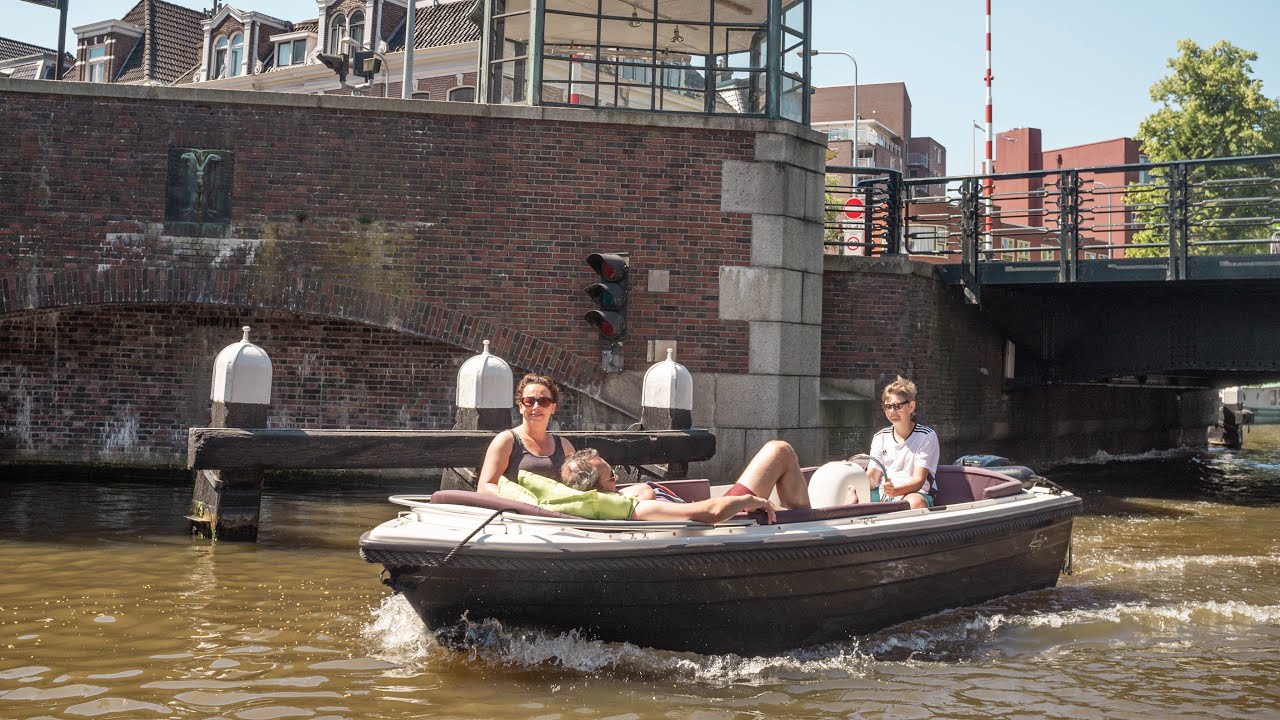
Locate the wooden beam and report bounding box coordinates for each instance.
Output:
[188,428,716,470]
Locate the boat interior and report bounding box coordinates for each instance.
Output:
[426,465,1024,526]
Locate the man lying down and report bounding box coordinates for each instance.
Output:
[497,441,814,524]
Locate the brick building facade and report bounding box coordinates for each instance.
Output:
[63,0,480,102]
[993,128,1144,260]
[0,79,833,479]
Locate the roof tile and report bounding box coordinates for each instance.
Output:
[386,1,480,52]
[114,0,208,85]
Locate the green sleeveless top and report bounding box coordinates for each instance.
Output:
[498,470,638,520]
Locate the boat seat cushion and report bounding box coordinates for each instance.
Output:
[749,499,911,525]
[933,465,1024,505]
[429,489,582,519]
[616,478,711,503]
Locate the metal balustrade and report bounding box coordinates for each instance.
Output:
[825,154,1280,301]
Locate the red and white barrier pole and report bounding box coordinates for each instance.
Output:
[569,53,582,105]
[983,0,994,250]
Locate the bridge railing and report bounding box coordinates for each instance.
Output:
[825,154,1280,295]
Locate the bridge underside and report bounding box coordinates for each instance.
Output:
[974,279,1280,388]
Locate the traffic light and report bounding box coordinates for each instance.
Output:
[584,252,628,339]
[316,52,349,83]
[353,51,382,81]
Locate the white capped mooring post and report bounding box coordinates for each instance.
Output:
[639,349,695,479]
[642,348,693,431]
[189,326,273,541]
[441,340,515,491]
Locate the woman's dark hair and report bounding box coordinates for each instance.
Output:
[516,373,560,404]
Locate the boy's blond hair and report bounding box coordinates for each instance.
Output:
[882,376,917,403]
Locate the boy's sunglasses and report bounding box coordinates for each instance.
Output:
[883,401,910,411]
[519,397,555,408]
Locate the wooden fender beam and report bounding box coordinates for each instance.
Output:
[188,428,716,470]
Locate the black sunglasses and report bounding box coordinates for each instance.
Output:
[883,401,911,411]
[519,396,555,408]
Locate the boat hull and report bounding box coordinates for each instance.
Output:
[362,498,1079,655]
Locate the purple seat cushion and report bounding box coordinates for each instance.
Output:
[933,465,1024,505]
[429,489,580,519]
[748,500,911,525]
[616,478,711,503]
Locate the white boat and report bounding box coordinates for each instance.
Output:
[359,463,1081,655]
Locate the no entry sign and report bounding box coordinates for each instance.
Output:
[843,196,865,221]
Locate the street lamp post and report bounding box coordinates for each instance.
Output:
[803,49,863,256]
[971,120,983,175]
[801,50,858,158]
[402,0,416,99]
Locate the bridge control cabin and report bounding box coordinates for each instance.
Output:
[475,0,812,123]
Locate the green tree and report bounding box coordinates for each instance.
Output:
[824,172,843,251]
[1127,40,1280,256]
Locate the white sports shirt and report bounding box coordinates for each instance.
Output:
[869,423,940,494]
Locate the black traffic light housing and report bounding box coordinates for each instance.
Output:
[584,252,628,340]
[316,52,349,83]
[353,51,382,81]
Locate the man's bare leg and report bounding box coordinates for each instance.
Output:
[734,440,811,510]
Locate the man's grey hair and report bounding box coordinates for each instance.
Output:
[561,448,605,491]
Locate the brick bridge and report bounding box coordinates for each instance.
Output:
[0,79,1214,478]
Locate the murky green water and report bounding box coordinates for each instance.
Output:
[2,434,1279,719]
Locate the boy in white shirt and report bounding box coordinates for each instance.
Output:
[865,376,939,509]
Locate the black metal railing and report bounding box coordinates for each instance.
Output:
[825,154,1280,299]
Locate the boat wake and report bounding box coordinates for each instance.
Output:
[1049,446,1196,468]
[358,588,1277,682]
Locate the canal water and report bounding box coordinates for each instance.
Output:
[2,434,1279,720]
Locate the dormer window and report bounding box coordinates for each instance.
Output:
[213,36,228,78]
[228,32,244,77]
[328,14,346,53]
[87,45,107,82]
[348,11,365,50]
[276,38,308,67]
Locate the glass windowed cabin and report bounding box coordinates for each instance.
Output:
[476,0,811,123]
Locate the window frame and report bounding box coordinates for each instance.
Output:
[228,32,244,78]
[348,10,366,50]
[87,45,107,82]
[213,36,229,78]
[329,13,347,54]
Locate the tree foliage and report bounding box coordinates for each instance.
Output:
[823,173,844,251]
[1138,40,1280,162]
[1127,40,1280,257]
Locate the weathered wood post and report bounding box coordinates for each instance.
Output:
[440,340,514,491]
[639,348,694,478]
[188,326,273,541]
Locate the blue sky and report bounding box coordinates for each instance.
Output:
[5,0,1278,175]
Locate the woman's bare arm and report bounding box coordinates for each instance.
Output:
[476,431,515,495]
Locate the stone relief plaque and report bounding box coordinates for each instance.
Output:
[165,147,234,236]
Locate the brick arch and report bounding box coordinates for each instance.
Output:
[0,266,606,397]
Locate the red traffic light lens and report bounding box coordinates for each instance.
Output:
[586,253,628,282]
[585,310,624,338]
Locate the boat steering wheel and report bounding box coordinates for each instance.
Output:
[847,453,889,480]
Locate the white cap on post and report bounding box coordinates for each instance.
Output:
[643,348,693,412]
[211,326,272,404]
[456,340,513,409]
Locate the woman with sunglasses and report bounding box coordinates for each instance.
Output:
[477,374,576,495]
[865,376,939,509]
